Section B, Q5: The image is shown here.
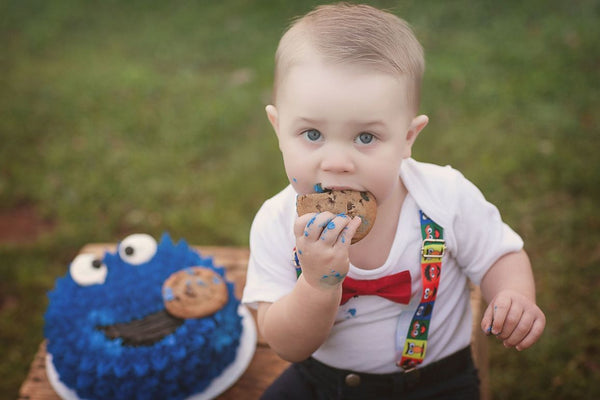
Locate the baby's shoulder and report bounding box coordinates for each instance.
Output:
[401,158,464,186]
[401,159,467,210]
[252,185,297,229]
[261,184,297,209]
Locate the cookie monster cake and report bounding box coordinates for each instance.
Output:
[44,233,255,400]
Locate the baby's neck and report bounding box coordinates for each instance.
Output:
[349,180,407,270]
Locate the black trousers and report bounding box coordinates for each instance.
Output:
[261,347,480,400]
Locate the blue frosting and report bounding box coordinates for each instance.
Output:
[44,233,242,400]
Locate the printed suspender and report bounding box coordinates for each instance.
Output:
[396,210,446,370]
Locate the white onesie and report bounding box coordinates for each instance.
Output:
[242,158,523,373]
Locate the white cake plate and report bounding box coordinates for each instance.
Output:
[46,305,257,400]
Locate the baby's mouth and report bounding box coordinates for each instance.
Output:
[315,183,364,194]
[97,310,184,346]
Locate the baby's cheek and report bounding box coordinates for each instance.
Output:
[286,171,314,195]
[289,178,306,195]
[368,170,399,200]
[282,158,306,184]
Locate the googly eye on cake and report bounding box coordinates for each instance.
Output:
[44,233,256,400]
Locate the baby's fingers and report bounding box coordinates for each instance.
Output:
[514,316,546,351]
[481,302,495,334]
[501,311,533,348]
[497,303,525,341]
[317,214,347,243]
[333,216,362,247]
[482,296,512,336]
[316,214,361,246]
[481,291,546,350]
[294,213,319,239]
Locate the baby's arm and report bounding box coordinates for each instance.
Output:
[257,212,361,362]
[479,250,546,350]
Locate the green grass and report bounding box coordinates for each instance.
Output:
[1,0,599,398]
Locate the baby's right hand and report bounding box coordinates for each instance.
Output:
[293,212,361,291]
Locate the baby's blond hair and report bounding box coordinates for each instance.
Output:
[272,3,425,114]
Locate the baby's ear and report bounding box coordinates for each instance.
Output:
[406,114,428,146]
[403,114,429,158]
[265,105,279,135]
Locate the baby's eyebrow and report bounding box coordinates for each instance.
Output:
[294,117,386,128]
[357,120,386,129]
[295,116,324,126]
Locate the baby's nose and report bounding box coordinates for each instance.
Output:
[320,148,355,173]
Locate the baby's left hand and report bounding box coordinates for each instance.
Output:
[480,289,546,351]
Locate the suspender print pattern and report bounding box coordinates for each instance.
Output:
[397,210,445,370]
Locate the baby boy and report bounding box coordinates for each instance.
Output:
[242,3,545,399]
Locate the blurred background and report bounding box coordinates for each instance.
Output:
[1,0,598,398]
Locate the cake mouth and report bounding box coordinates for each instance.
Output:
[97,309,184,346]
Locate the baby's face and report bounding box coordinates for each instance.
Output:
[268,59,420,207]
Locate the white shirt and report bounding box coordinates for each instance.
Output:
[242,158,523,373]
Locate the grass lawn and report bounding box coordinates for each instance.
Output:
[1,0,599,398]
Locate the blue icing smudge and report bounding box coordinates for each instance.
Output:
[346,308,357,318]
[163,287,175,302]
[320,269,345,283]
[320,220,337,240]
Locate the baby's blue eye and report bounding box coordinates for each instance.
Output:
[303,129,322,142]
[356,132,375,144]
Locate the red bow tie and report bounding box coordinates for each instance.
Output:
[341,271,412,305]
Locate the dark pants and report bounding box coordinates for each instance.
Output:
[261,347,480,400]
